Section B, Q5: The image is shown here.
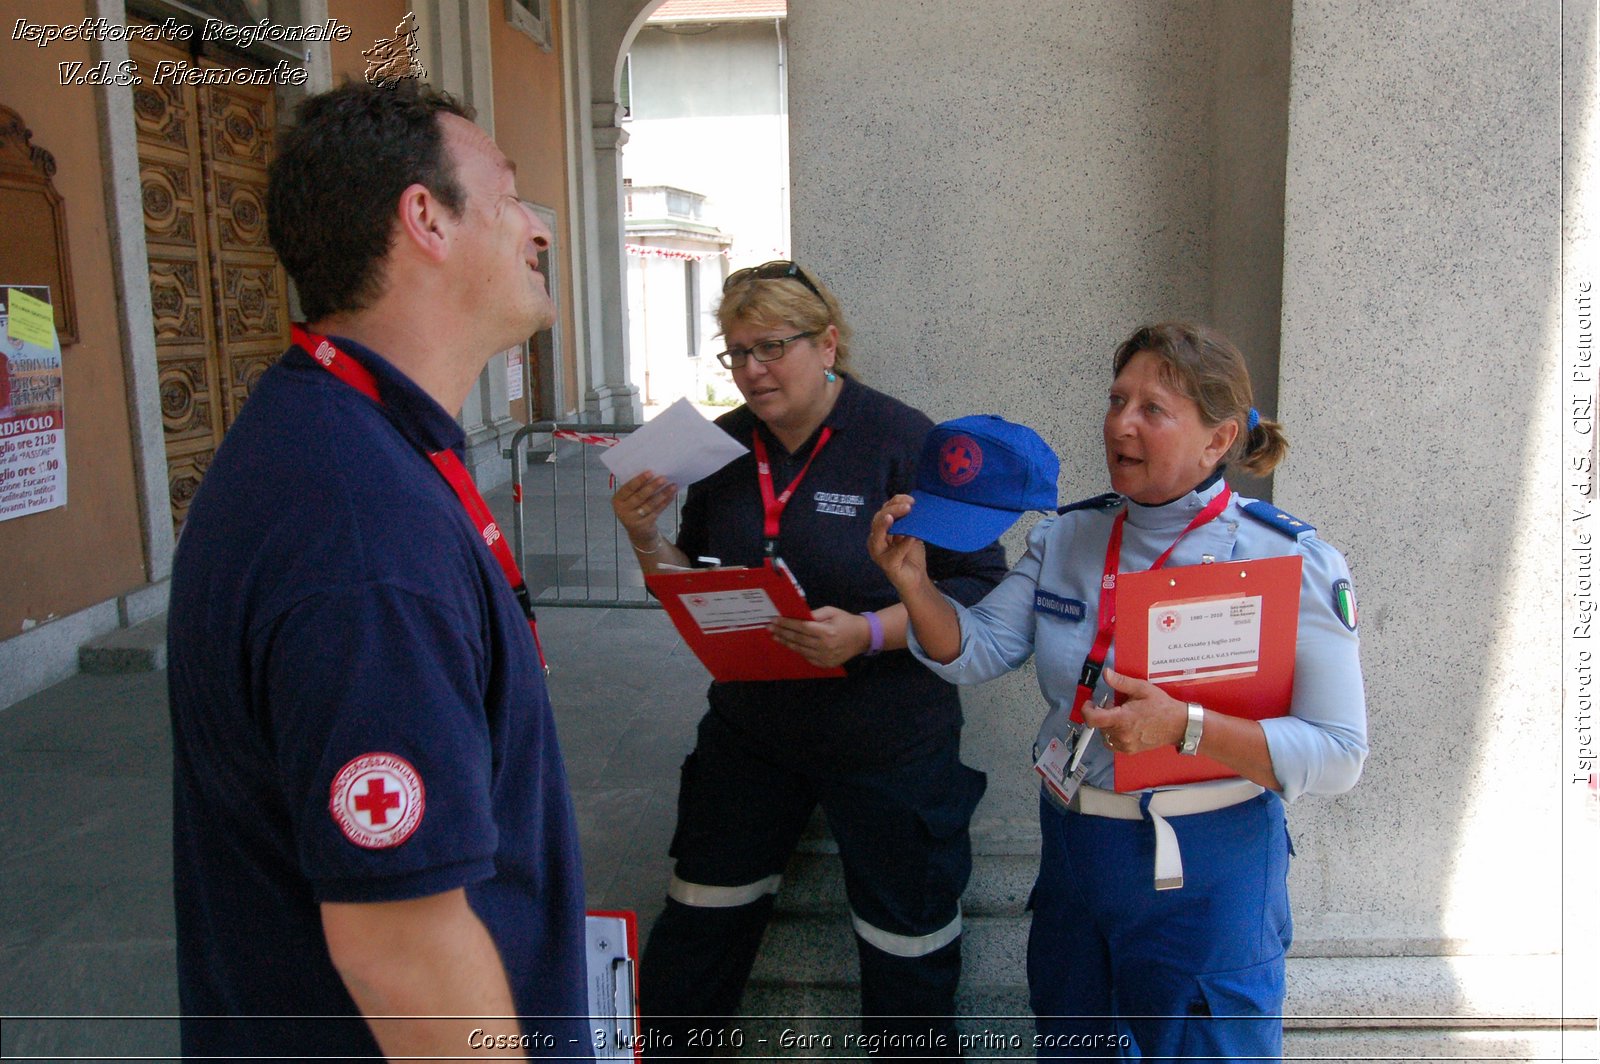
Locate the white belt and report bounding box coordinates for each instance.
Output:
[1065,778,1264,891]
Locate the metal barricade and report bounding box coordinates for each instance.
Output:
[503,421,680,608]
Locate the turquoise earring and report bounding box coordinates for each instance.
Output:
[825,368,838,383]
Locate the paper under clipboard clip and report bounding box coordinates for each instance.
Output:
[587,910,640,1060]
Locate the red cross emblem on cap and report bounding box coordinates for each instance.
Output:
[330,753,425,849]
[938,435,983,487]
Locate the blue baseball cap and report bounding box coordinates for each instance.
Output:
[892,415,1060,551]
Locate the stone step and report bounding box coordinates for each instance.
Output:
[789,815,1041,857]
[1282,1027,1598,1060]
[744,930,1592,1033]
[775,850,1036,919]
[78,614,166,675]
[774,851,1471,963]
[750,913,1027,990]
[734,985,1032,1058]
[713,1004,1597,1061]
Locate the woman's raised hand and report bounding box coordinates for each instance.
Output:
[868,494,928,593]
[612,470,677,548]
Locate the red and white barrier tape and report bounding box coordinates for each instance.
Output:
[551,429,620,447]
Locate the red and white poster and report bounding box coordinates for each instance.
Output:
[506,344,526,402]
[0,286,67,523]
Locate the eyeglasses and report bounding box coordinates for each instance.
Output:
[723,260,825,303]
[716,331,816,370]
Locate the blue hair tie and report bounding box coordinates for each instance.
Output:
[1247,407,1261,431]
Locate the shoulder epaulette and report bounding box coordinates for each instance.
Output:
[1240,499,1315,538]
[1056,492,1122,516]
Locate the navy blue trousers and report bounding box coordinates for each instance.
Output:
[1028,790,1292,1061]
[640,711,984,1059]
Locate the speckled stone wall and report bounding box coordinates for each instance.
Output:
[788,0,1244,832]
[789,1,1215,452]
[1274,3,1566,958]
[787,0,1589,1012]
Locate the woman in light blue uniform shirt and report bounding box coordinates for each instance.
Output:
[869,322,1367,1061]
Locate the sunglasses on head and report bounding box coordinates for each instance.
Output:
[723,260,825,303]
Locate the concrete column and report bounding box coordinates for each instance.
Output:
[1275,0,1589,1036]
[576,0,659,425]
[414,0,466,103]
[1560,0,1599,1027]
[586,106,642,423]
[271,0,332,95]
[417,0,519,483]
[1208,0,1291,502]
[91,0,174,586]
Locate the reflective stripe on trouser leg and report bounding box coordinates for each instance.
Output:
[640,895,777,1057]
[857,932,964,1056]
[850,905,963,958]
[667,873,782,908]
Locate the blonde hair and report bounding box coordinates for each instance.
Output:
[716,263,853,374]
[1111,322,1289,477]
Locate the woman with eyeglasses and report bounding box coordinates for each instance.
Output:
[612,261,1007,1057]
[869,322,1368,1061]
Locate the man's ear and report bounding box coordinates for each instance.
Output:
[393,183,451,263]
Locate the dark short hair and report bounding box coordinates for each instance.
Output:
[267,81,471,322]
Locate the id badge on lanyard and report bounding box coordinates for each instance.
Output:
[751,428,832,562]
[1034,690,1111,806]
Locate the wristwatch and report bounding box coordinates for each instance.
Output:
[1177,702,1205,756]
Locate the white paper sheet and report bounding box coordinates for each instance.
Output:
[600,397,748,488]
[586,912,637,1060]
[1146,594,1263,682]
[676,588,780,633]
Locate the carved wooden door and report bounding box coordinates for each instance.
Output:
[130,36,289,532]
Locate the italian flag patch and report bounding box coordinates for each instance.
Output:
[1332,578,1358,631]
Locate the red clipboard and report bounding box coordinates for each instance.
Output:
[645,566,846,681]
[1111,555,1302,791]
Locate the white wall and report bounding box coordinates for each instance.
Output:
[627,250,732,412]
[624,21,790,270]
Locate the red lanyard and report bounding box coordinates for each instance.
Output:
[290,324,547,673]
[751,427,833,559]
[1070,486,1232,722]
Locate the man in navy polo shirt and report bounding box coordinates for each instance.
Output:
[167,82,588,1059]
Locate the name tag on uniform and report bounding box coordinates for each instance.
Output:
[1034,590,1087,622]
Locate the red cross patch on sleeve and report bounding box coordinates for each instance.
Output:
[329,753,425,849]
